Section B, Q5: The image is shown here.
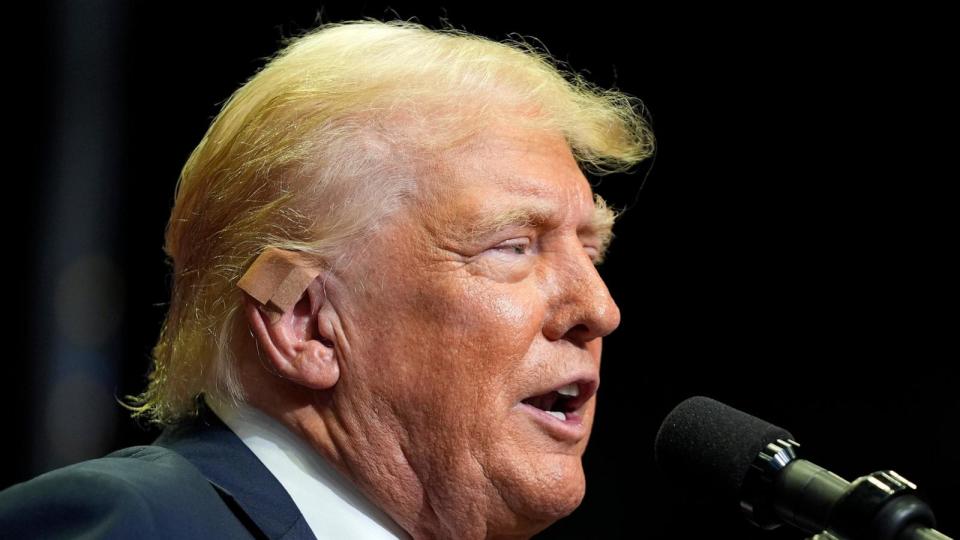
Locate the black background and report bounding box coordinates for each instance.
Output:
[7,2,956,538]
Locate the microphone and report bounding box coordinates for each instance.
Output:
[654,396,952,540]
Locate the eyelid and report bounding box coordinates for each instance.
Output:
[492,237,532,254]
[583,244,599,258]
[487,237,601,262]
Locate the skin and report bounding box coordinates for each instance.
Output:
[235,121,622,539]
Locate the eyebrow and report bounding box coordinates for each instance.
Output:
[462,194,617,264]
[590,195,617,264]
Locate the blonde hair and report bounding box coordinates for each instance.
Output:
[126,18,655,426]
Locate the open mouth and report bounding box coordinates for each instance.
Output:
[520,380,595,422]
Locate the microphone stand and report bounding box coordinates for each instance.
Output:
[740,439,953,540]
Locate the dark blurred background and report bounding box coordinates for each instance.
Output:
[6,2,956,538]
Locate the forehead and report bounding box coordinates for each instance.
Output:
[416,125,596,221]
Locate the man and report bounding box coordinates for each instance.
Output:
[1,18,653,539]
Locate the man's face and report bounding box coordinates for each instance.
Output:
[328,122,621,536]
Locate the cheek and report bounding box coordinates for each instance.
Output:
[346,258,546,412]
[398,282,543,412]
[490,294,532,330]
[452,283,544,375]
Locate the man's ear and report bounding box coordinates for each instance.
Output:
[238,248,340,390]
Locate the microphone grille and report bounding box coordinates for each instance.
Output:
[654,396,795,504]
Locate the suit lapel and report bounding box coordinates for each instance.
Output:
[153,395,316,540]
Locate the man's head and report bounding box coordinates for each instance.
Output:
[130,18,653,538]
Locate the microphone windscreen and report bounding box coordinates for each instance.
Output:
[654,396,795,504]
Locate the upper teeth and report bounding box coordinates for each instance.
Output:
[556,383,579,397]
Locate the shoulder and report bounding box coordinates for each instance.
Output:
[0,445,254,539]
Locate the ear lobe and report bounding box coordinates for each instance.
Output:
[239,248,341,390]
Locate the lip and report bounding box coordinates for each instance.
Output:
[516,376,598,442]
[517,402,590,442]
[522,377,598,411]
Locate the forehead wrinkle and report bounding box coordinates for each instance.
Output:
[495,176,554,198]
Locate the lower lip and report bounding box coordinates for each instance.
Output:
[517,403,587,442]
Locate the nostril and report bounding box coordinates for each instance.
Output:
[569,323,589,337]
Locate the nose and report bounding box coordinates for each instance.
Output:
[542,241,622,345]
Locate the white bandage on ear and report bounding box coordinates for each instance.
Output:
[237,248,321,314]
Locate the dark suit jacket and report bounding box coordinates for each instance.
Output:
[0,397,317,539]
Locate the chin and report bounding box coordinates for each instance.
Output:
[499,485,586,540]
[537,474,587,520]
[484,430,591,535]
[506,458,588,531]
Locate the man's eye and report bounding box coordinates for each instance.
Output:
[493,240,530,256]
[584,245,600,264]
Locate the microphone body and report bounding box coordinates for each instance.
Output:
[655,396,952,540]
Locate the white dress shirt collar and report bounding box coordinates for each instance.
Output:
[207,397,411,539]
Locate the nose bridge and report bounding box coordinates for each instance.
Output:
[543,238,621,342]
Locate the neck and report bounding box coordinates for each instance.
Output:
[232,344,541,539]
